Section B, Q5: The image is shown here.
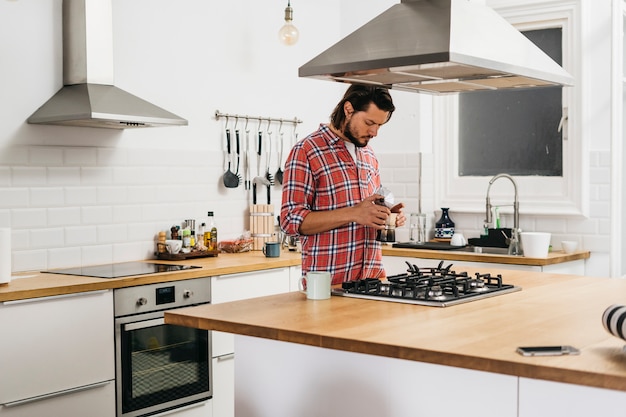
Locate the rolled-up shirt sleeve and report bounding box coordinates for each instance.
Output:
[280,143,311,236]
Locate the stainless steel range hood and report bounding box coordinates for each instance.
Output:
[28,0,187,129]
[299,0,574,94]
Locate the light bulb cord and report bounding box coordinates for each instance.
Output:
[284,2,294,22]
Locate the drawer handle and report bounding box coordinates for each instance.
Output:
[148,400,209,416]
[2,380,112,408]
[2,290,109,306]
[217,353,235,362]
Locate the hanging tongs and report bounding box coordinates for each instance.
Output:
[244,117,251,190]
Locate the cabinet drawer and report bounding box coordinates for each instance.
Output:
[0,379,115,417]
[0,291,115,403]
[211,268,290,304]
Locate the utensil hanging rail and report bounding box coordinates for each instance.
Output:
[215,110,302,126]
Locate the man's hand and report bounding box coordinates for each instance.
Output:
[298,194,404,235]
[391,203,406,227]
[354,194,391,229]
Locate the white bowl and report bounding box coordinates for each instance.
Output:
[521,232,551,258]
[165,239,182,254]
[561,240,578,253]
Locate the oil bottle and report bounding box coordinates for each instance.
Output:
[206,211,218,252]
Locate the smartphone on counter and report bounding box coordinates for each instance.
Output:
[516,345,580,357]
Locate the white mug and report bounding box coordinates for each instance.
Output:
[450,233,467,246]
[299,271,331,300]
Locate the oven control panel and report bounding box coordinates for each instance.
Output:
[114,277,211,317]
[156,285,175,305]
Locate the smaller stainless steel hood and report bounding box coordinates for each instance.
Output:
[299,0,574,94]
[28,0,187,129]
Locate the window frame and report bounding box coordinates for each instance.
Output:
[433,1,585,217]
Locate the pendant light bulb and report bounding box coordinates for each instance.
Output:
[278,1,299,46]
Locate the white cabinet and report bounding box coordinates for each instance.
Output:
[210,267,291,417]
[211,267,290,356]
[518,377,626,417]
[211,354,235,417]
[0,290,115,417]
[234,335,518,417]
[289,264,302,291]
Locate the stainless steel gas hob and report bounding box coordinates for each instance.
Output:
[331,261,521,307]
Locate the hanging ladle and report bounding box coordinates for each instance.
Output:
[223,116,241,188]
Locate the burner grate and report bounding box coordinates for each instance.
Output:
[334,260,521,307]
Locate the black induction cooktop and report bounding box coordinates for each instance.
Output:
[42,261,202,279]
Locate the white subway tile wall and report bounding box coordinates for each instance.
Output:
[0,146,611,276]
[0,145,257,271]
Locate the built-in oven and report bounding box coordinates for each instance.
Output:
[114,277,212,417]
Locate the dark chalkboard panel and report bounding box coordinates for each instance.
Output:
[458,28,563,177]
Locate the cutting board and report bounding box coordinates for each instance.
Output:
[250,204,275,250]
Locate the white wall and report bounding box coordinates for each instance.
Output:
[0,0,419,272]
[0,0,615,277]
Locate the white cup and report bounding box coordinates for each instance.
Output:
[450,233,467,246]
[561,240,578,253]
[299,271,331,300]
[521,232,551,258]
[165,239,182,254]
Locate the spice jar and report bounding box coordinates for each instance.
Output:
[157,231,166,253]
[182,229,192,253]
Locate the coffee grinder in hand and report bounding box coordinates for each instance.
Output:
[374,187,396,243]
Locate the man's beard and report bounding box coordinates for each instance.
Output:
[343,120,370,148]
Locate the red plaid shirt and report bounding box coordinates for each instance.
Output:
[280,124,384,285]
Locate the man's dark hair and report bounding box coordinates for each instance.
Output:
[330,84,396,130]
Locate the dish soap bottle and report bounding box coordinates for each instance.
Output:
[206,211,218,253]
[435,208,455,239]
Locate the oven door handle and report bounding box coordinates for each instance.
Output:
[124,317,165,331]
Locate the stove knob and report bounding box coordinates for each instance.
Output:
[137,297,148,306]
[183,289,193,299]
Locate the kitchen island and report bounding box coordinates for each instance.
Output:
[165,269,626,417]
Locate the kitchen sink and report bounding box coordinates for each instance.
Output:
[391,242,513,255]
[457,246,510,255]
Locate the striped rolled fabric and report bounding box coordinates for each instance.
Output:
[602,304,626,341]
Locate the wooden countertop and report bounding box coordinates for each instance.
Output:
[382,246,590,266]
[0,251,302,303]
[165,268,626,392]
[0,246,589,303]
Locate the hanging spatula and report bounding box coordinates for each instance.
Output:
[275,130,284,185]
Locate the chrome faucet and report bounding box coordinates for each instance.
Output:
[485,173,522,255]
